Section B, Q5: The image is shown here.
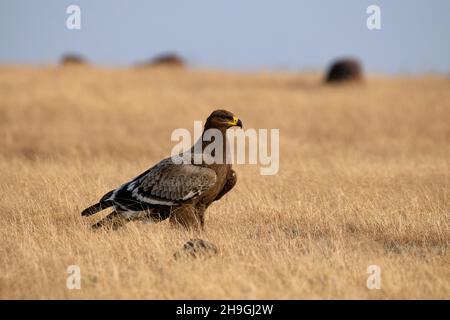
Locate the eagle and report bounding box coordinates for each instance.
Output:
[81,109,243,230]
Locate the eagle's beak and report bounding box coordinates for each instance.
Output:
[228,116,243,128]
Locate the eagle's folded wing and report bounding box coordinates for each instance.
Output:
[109,158,217,208]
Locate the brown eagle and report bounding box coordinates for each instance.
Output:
[81,109,242,230]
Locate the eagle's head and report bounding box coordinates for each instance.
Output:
[205,109,243,130]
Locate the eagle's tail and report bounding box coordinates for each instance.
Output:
[82,190,115,216]
[81,202,113,216]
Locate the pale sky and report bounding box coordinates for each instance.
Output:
[1,0,449,73]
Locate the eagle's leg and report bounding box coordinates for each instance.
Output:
[91,210,131,230]
[169,205,203,230]
[197,206,207,229]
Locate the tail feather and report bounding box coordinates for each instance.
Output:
[81,202,113,216]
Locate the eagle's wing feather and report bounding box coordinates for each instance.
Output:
[109,158,217,209]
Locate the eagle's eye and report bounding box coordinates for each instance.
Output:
[222,115,234,121]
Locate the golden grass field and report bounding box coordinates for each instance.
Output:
[0,66,449,299]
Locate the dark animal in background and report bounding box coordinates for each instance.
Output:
[325,58,363,83]
[137,53,185,68]
[60,54,88,66]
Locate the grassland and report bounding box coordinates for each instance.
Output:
[0,66,449,299]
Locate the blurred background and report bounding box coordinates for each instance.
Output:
[1,0,450,74]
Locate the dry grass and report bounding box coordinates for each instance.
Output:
[0,66,449,299]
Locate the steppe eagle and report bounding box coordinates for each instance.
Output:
[81,109,242,230]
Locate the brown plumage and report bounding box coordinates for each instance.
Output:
[81,109,242,230]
